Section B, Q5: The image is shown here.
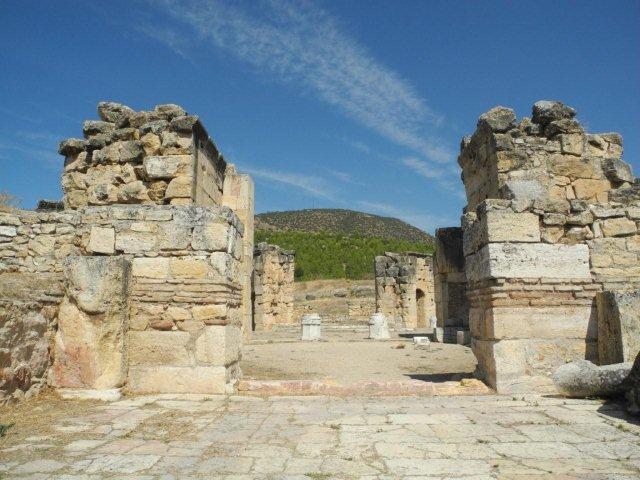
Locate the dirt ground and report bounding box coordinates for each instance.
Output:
[241,330,477,383]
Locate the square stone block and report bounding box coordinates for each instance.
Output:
[132,257,169,279]
[88,226,115,254]
[170,258,209,279]
[128,365,228,394]
[128,331,193,366]
[195,324,241,366]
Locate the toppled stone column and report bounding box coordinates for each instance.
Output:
[301,313,322,341]
[368,313,390,340]
[553,360,631,398]
[597,290,640,364]
[252,243,295,331]
[374,252,435,330]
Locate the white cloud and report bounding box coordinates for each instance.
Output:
[357,200,456,234]
[147,0,453,165]
[402,156,445,180]
[242,165,338,201]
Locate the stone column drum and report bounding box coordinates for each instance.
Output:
[301,313,322,341]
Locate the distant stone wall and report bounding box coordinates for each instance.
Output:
[293,281,375,326]
[433,228,468,342]
[252,243,295,331]
[375,252,435,330]
[458,101,640,393]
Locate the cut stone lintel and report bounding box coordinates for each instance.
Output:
[465,243,591,282]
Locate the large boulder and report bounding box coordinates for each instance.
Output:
[553,360,631,398]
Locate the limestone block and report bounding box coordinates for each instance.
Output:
[132,257,169,279]
[472,306,596,341]
[465,243,590,281]
[144,155,191,179]
[602,157,634,183]
[474,337,597,394]
[413,336,430,349]
[165,176,193,199]
[559,134,584,156]
[52,257,130,390]
[128,331,192,366]
[157,221,191,250]
[597,290,640,364]
[195,325,241,366]
[140,133,161,156]
[170,258,209,279]
[127,365,228,394]
[573,178,610,201]
[29,235,56,255]
[192,223,229,251]
[165,306,191,321]
[601,217,637,237]
[115,231,156,253]
[464,210,540,255]
[192,304,228,323]
[88,226,115,254]
[0,226,17,237]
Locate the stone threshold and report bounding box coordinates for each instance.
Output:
[237,378,493,396]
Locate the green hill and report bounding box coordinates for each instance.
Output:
[255,208,434,243]
[254,210,435,281]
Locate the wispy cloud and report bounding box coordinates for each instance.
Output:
[145,0,453,165]
[357,200,456,234]
[135,24,193,61]
[402,156,445,180]
[242,165,339,201]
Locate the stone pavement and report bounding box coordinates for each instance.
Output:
[1,393,639,479]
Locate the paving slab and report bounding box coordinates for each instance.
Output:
[0,392,639,478]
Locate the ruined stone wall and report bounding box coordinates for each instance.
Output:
[1,102,254,400]
[252,243,295,331]
[459,101,640,393]
[433,228,468,342]
[375,252,435,330]
[59,102,226,209]
[222,165,255,341]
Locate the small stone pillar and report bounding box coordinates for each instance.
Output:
[369,313,390,340]
[301,313,321,341]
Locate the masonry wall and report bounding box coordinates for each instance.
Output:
[1,101,254,401]
[375,252,435,330]
[252,243,295,331]
[459,101,640,393]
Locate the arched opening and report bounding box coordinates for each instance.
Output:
[416,288,427,329]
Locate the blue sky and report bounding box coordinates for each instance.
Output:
[1,0,638,232]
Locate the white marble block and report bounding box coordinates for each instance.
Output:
[301,313,322,341]
[369,313,390,340]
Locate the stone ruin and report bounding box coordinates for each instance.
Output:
[0,102,254,401]
[2,99,639,401]
[251,242,295,331]
[374,252,436,331]
[444,100,640,393]
[433,227,469,343]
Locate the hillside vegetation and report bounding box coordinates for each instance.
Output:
[255,230,434,281]
[256,209,434,243]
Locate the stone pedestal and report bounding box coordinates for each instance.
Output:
[301,313,321,341]
[369,313,390,340]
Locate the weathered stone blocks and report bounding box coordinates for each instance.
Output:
[597,290,640,364]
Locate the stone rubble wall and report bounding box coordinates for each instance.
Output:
[59,102,226,209]
[433,227,469,342]
[374,252,436,330]
[459,101,640,393]
[252,243,295,331]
